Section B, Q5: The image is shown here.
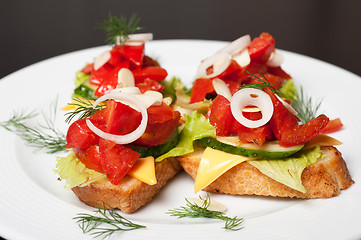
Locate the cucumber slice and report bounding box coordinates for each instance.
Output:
[73,81,97,100]
[196,137,304,159]
[128,132,180,158]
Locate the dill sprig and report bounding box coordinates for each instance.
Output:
[65,98,106,124]
[240,71,283,96]
[74,204,146,239]
[0,101,67,154]
[167,194,244,231]
[97,13,143,45]
[292,87,322,123]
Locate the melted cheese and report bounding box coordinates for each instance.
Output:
[194,147,252,193]
[127,156,157,185]
[303,134,342,150]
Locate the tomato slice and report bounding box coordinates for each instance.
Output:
[99,139,140,185]
[133,66,168,82]
[135,111,181,146]
[236,123,274,146]
[73,145,104,173]
[147,102,174,124]
[103,100,142,135]
[248,32,275,63]
[90,63,113,86]
[206,95,233,136]
[267,66,292,79]
[266,88,299,139]
[94,61,130,97]
[108,49,123,67]
[321,118,343,134]
[190,78,215,103]
[206,60,241,79]
[279,114,330,147]
[66,118,103,149]
[80,63,93,74]
[136,78,165,93]
[142,55,160,67]
[118,43,145,67]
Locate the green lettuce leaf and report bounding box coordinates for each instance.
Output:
[156,111,216,162]
[279,79,298,102]
[74,71,90,87]
[248,146,323,193]
[54,151,106,189]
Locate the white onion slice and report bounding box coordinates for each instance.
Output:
[117,68,135,88]
[128,33,153,42]
[230,88,274,128]
[232,48,251,67]
[217,34,251,56]
[266,51,284,67]
[87,92,148,145]
[197,52,231,78]
[94,51,111,70]
[275,94,298,116]
[110,87,141,94]
[135,91,163,108]
[212,78,232,100]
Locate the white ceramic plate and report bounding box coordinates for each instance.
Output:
[0,40,360,240]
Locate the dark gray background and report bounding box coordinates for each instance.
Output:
[0,0,360,80]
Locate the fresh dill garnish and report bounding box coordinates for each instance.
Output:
[74,203,146,239]
[167,194,244,231]
[239,71,282,96]
[65,98,106,124]
[0,101,67,154]
[291,87,322,123]
[97,13,143,45]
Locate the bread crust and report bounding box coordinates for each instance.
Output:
[178,146,354,198]
[72,158,182,213]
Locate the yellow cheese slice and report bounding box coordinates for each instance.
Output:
[127,156,157,185]
[303,134,342,150]
[194,147,252,193]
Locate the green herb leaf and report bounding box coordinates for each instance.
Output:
[167,194,244,231]
[0,101,67,154]
[291,87,322,123]
[97,13,143,45]
[74,203,146,239]
[65,98,106,124]
[239,71,282,95]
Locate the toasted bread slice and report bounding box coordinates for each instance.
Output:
[179,146,354,198]
[72,158,182,213]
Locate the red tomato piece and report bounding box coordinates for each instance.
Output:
[99,139,140,185]
[267,66,292,79]
[142,55,160,67]
[104,100,142,135]
[80,63,93,74]
[321,118,343,134]
[66,118,103,149]
[90,63,113,86]
[279,114,330,147]
[265,88,299,140]
[133,67,168,82]
[136,78,165,93]
[108,49,123,67]
[207,60,241,79]
[94,61,130,97]
[135,111,181,147]
[73,145,104,173]
[147,102,175,124]
[248,33,275,63]
[118,43,145,67]
[190,78,215,103]
[206,95,233,136]
[236,124,274,146]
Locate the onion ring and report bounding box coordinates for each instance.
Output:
[86,92,148,145]
[230,88,274,128]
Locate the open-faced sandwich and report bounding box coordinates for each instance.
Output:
[55,14,182,213]
[168,33,353,198]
